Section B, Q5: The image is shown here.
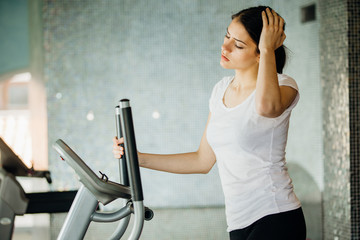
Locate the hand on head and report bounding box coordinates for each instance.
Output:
[259,8,286,53]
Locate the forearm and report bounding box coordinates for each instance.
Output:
[255,49,282,115]
[138,151,209,174]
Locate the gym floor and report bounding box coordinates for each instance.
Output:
[13,207,228,240]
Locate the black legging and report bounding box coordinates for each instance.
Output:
[229,208,306,240]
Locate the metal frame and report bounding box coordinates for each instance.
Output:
[54,99,151,240]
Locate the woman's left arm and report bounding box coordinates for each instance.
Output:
[255,8,297,118]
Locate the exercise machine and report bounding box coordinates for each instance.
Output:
[0,137,77,240]
[53,99,153,239]
[0,99,152,239]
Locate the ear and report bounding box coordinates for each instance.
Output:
[255,47,261,63]
[256,52,260,63]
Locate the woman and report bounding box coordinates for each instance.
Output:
[113,6,306,240]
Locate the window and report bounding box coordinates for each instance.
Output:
[0,72,47,169]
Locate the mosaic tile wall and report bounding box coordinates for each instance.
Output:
[348,0,360,238]
[43,0,324,239]
[320,0,360,239]
[43,0,230,208]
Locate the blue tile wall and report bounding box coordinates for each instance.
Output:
[320,0,360,239]
[43,1,325,238]
[44,0,232,207]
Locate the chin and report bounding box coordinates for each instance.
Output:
[220,62,232,69]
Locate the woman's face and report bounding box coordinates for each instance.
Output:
[220,19,259,71]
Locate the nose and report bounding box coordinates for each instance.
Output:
[222,38,231,54]
[222,44,230,55]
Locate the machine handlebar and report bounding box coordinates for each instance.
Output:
[54,99,149,240]
[53,139,131,205]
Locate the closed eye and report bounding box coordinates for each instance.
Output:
[226,28,247,46]
[225,35,244,49]
[225,31,245,49]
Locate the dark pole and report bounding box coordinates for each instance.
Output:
[119,99,144,201]
[115,106,129,186]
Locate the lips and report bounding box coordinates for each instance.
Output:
[221,54,230,62]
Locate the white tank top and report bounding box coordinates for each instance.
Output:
[206,74,301,231]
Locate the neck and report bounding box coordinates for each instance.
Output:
[232,67,258,90]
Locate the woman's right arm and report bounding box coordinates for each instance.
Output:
[112,113,216,174]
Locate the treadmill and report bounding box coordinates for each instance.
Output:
[0,137,76,240]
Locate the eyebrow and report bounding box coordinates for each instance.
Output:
[227,28,247,45]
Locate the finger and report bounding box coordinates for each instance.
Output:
[114,153,123,159]
[272,10,279,30]
[113,145,124,151]
[279,17,285,31]
[266,8,273,26]
[261,10,268,27]
[113,150,124,155]
[113,136,124,145]
[113,136,120,145]
[113,149,124,157]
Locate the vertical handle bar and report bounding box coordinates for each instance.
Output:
[115,106,130,186]
[119,99,145,240]
[119,99,143,201]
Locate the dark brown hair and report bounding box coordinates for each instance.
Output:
[232,6,287,73]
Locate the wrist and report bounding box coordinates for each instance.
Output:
[259,47,275,55]
[137,151,145,167]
